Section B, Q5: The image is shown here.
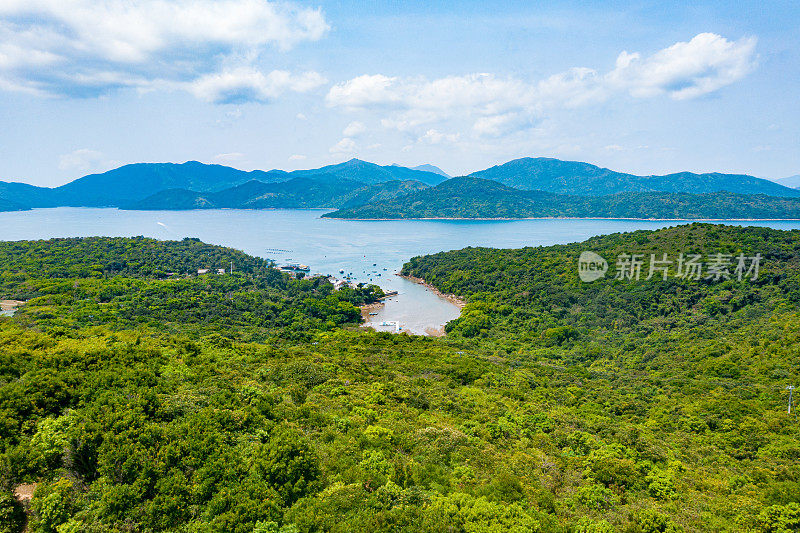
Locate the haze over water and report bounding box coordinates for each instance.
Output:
[4,208,800,334]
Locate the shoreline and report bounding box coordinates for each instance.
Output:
[358,301,384,321]
[11,208,800,223]
[323,216,800,222]
[397,274,467,309]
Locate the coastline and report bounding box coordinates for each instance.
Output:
[14,207,800,222]
[323,216,800,222]
[397,274,467,309]
[359,301,384,321]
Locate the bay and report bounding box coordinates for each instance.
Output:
[3,208,800,334]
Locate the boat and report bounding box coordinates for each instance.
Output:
[280,263,310,272]
[378,320,401,332]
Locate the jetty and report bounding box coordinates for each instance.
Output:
[378,320,402,332]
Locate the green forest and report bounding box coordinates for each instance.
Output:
[324,177,800,220]
[1,226,800,532]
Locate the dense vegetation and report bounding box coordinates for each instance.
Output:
[129,178,430,211]
[472,157,800,197]
[400,224,800,529]
[0,237,382,340]
[2,157,795,214]
[1,225,800,532]
[325,177,800,219]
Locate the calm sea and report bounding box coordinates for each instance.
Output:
[3,208,800,334]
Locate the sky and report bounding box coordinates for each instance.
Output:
[0,0,798,187]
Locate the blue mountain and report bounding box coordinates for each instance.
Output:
[0,159,445,208]
[470,157,800,197]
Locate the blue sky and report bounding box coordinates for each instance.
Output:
[0,0,797,186]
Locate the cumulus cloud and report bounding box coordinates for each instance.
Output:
[327,33,757,140]
[58,149,112,173]
[420,129,460,144]
[329,137,357,154]
[190,68,326,104]
[0,0,329,101]
[327,74,401,110]
[607,33,757,100]
[289,154,307,161]
[343,121,367,137]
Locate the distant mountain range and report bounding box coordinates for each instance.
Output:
[0,157,798,219]
[397,164,450,177]
[0,159,446,210]
[130,178,429,210]
[324,176,800,220]
[472,157,800,197]
[774,174,800,189]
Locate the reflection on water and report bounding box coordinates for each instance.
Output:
[3,208,800,334]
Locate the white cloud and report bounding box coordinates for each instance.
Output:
[472,113,535,138]
[58,148,111,173]
[190,68,326,104]
[0,0,329,101]
[289,154,307,161]
[329,137,357,154]
[327,33,757,141]
[327,74,400,109]
[419,129,460,144]
[606,33,757,100]
[328,73,533,137]
[343,121,367,137]
[296,113,308,120]
[213,152,246,164]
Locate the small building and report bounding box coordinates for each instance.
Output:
[216,268,226,275]
[197,269,210,275]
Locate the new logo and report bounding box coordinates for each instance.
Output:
[578,251,608,282]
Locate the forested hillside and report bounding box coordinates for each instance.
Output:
[0,159,445,209]
[471,157,800,197]
[2,157,796,214]
[325,177,800,219]
[0,237,382,339]
[128,178,430,211]
[1,227,799,532]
